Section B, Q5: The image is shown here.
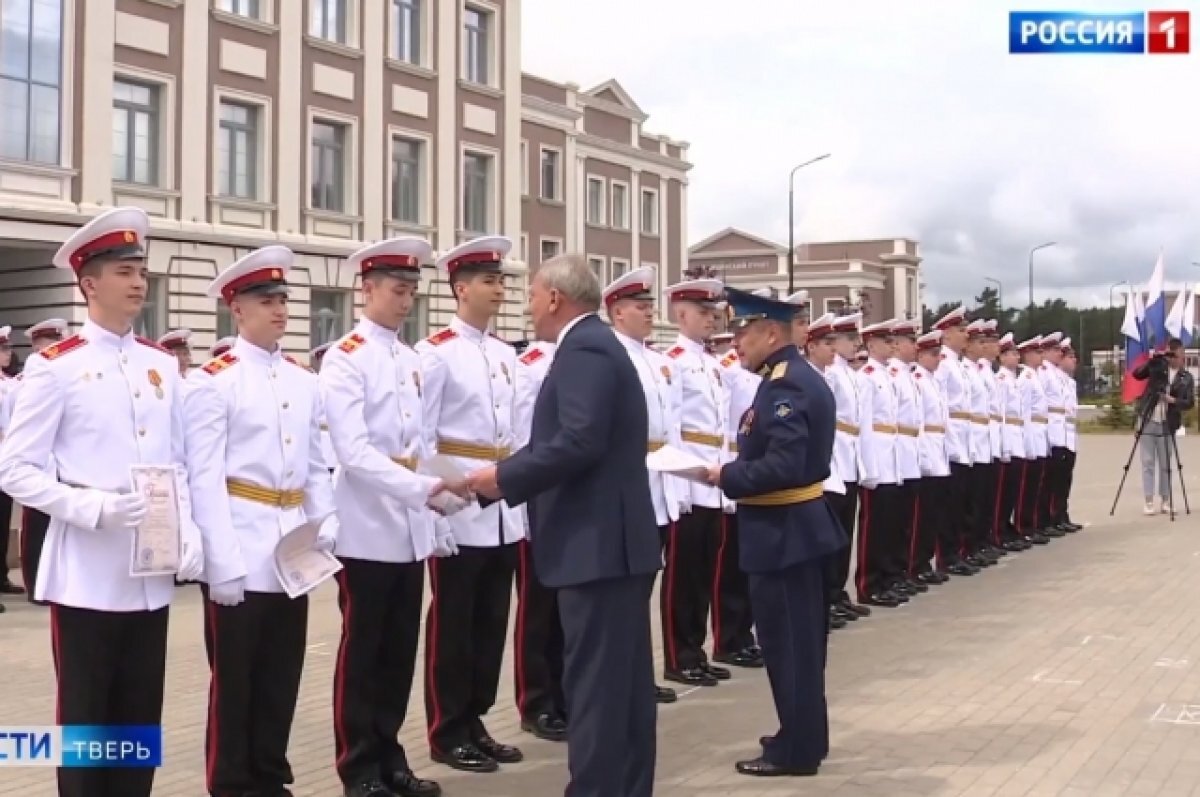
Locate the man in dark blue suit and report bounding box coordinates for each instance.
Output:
[706,287,848,778]
[466,253,663,797]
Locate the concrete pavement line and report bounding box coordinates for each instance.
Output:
[1031,669,1083,686]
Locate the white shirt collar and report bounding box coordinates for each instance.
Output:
[80,318,135,350]
[233,336,283,366]
[356,316,399,346]
[556,312,594,347]
[613,328,645,353]
[450,314,489,344]
[674,333,707,355]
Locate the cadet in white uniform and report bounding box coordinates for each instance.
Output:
[909,330,951,583]
[1016,336,1051,542]
[0,324,17,602]
[962,320,998,567]
[1057,339,1082,531]
[661,278,733,687]
[510,337,568,743]
[994,332,1031,551]
[931,307,978,576]
[416,236,525,772]
[980,321,1007,551]
[310,341,338,472]
[1039,332,1070,534]
[0,207,203,797]
[158,328,193,378]
[186,246,337,797]
[319,237,446,797]
[887,318,926,598]
[605,267,684,704]
[854,320,906,607]
[711,330,763,666]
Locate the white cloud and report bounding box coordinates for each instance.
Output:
[521,0,1200,307]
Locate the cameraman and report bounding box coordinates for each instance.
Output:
[1131,338,1195,514]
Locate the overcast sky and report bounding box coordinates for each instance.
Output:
[521,0,1200,309]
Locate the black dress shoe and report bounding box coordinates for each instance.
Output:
[886,589,909,603]
[472,734,523,764]
[1001,540,1025,552]
[702,662,731,680]
[1064,518,1083,531]
[1024,532,1050,544]
[655,685,677,703]
[521,713,567,742]
[890,580,916,596]
[665,667,718,687]
[904,578,929,593]
[431,744,499,773]
[735,756,819,777]
[915,571,941,585]
[828,614,847,630]
[714,649,766,667]
[1042,526,1065,538]
[861,592,900,607]
[345,779,397,797]
[841,599,871,617]
[0,581,24,595]
[385,769,442,797]
[829,604,857,621]
[0,601,5,613]
[1059,522,1079,533]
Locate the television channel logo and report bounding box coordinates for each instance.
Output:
[0,725,162,767]
[1009,11,1190,54]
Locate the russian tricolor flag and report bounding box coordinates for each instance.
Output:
[1121,286,1146,403]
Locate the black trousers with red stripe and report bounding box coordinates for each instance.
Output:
[51,603,169,797]
[894,480,919,581]
[824,483,859,603]
[998,459,1025,542]
[659,507,721,672]
[201,589,308,797]
[1018,457,1047,532]
[332,558,424,787]
[969,462,998,552]
[1060,449,1078,521]
[1047,446,1071,524]
[713,511,755,655]
[0,489,13,586]
[424,543,518,754]
[936,464,972,568]
[856,483,901,598]
[21,506,50,597]
[911,476,947,575]
[513,539,565,721]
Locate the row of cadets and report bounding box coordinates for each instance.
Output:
[908,329,951,584]
[600,266,684,705]
[414,236,527,773]
[317,236,449,797]
[185,244,339,797]
[660,278,734,687]
[930,307,979,577]
[0,207,204,797]
[1054,338,1081,530]
[993,332,1033,551]
[822,312,871,623]
[0,323,16,606]
[888,318,926,600]
[853,318,905,606]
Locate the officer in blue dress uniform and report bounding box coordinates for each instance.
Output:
[707,287,848,778]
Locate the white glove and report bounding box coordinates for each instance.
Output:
[97,492,147,531]
[177,529,204,582]
[314,515,338,554]
[432,524,459,557]
[208,577,245,607]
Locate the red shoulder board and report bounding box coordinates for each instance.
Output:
[666,346,685,359]
[519,348,544,366]
[284,354,314,372]
[426,328,457,347]
[39,334,87,361]
[863,365,874,374]
[338,333,366,354]
[135,335,169,354]
[202,352,238,375]
[720,352,738,368]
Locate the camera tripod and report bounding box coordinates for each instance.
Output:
[1111,386,1190,519]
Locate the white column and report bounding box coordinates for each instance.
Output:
[79,0,116,210]
[361,0,386,240]
[501,0,521,248]
[180,0,210,226]
[435,0,457,252]
[892,265,906,317]
[629,168,640,268]
[277,0,304,234]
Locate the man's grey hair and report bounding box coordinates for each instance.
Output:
[537,253,602,311]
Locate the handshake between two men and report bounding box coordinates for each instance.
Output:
[424,464,505,512]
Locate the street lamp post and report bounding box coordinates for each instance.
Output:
[787,153,831,294]
[1110,280,1130,385]
[984,276,1002,312]
[1027,241,1058,334]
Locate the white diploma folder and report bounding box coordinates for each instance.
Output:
[128,465,183,577]
[273,521,344,599]
[646,444,713,483]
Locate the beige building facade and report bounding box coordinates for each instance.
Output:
[0,0,691,361]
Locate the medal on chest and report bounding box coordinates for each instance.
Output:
[499,362,511,385]
[739,408,755,436]
[147,368,164,399]
[660,365,671,385]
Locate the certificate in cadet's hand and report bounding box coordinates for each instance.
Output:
[646,444,713,483]
[129,465,182,577]
[273,521,343,599]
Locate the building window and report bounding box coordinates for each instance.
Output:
[311,120,346,212]
[136,275,167,340]
[640,188,659,235]
[217,100,258,199]
[587,256,606,284]
[217,0,260,16]
[611,182,629,230]
[112,80,159,185]
[310,288,350,347]
[586,176,606,226]
[610,258,629,280]
[825,298,847,314]
[0,0,62,164]
[540,238,561,264]
[462,151,493,235]
[391,135,424,224]
[392,0,420,63]
[539,147,561,201]
[216,302,234,339]
[463,5,491,85]
[310,0,346,43]
[400,295,428,343]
